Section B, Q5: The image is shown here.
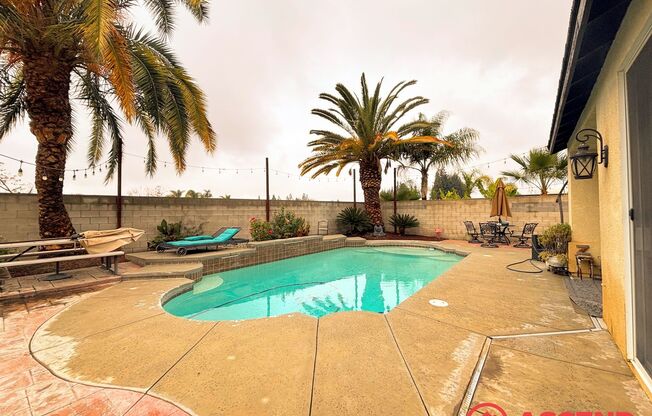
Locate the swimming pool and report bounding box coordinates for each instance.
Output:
[163,246,461,321]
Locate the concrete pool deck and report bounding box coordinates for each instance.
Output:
[7,240,652,415]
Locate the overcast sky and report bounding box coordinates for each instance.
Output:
[0,0,572,200]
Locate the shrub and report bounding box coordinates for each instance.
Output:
[250,208,310,241]
[148,219,204,249]
[431,170,464,200]
[380,181,420,201]
[389,213,420,235]
[250,217,275,241]
[438,189,461,200]
[538,223,572,265]
[337,207,373,236]
[271,208,310,239]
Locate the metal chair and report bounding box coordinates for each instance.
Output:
[513,223,538,248]
[463,221,481,243]
[479,222,498,248]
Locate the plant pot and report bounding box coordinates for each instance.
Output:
[546,255,567,269]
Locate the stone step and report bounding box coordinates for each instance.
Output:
[121,263,203,280]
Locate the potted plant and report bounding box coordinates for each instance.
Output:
[389,213,420,236]
[538,223,572,272]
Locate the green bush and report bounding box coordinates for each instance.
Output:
[380,181,420,201]
[271,207,310,239]
[148,219,203,249]
[249,208,310,241]
[389,213,420,235]
[249,217,275,241]
[438,189,461,200]
[337,207,373,236]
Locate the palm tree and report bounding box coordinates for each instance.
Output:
[185,190,200,198]
[201,189,213,198]
[399,112,480,200]
[460,169,482,198]
[299,74,444,225]
[501,148,568,195]
[477,176,518,198]
[0,1,216,238]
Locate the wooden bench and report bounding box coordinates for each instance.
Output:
[0,251,124,281]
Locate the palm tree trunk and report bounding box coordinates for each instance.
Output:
[359,158,384,227]
[420,169,428,200]
[23,53,76,238]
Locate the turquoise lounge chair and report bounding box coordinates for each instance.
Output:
[156,227,248,255]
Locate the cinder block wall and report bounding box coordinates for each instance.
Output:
[0,194,566,252]
[381,194,567,239]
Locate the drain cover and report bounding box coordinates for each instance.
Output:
[429,299,448,307]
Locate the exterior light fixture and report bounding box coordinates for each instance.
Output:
[570,128,608,180]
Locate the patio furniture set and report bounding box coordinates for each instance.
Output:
[464,221,538,249]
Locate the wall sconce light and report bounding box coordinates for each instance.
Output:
[570,128,608,180]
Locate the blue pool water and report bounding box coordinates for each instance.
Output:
[163,246,460,321]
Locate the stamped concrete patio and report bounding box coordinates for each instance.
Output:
[3,240,652,415]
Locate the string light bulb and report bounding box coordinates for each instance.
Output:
[84,170,88,179]
[41,174,48,181]
[58,176,63,182]
[73,170,77,181]
[18,161,23,176]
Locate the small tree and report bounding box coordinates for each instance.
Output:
[380,181,420,201]
[430,170,464,200]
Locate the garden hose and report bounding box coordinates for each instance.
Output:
[505,240,545,274]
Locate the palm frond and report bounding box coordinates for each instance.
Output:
[0,68,25,140]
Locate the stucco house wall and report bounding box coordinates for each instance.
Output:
[566,0,652,365]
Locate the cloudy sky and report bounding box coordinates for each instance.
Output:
[0,0,572,200]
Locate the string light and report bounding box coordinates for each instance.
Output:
[73,170,77,181]
[18,161,23,176]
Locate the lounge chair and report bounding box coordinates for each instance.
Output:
[156,227,248,255]
[463,221,482,243]
[513,223,538,248]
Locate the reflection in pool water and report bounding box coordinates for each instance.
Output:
[163,246,461,321]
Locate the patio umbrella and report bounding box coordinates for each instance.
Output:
[78,228,144,254]
[490,178,512,222]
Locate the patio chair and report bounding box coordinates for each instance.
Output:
[156,227,248,255]
[513,223,538,248]
[479,222,498,248]
[463,221,482,244]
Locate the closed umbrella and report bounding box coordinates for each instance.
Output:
[78,228,144,254]
[490,178,512,222]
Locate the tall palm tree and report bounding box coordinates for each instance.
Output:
[501,148,567,195]
[201,189,212,198]
[399,112,480,200]
[0,1,216,237]
[299,74,444,225]
[184,190,199,198]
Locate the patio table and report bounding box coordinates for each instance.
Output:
[490,223,513,245]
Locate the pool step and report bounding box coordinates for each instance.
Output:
[121,263,203,280]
